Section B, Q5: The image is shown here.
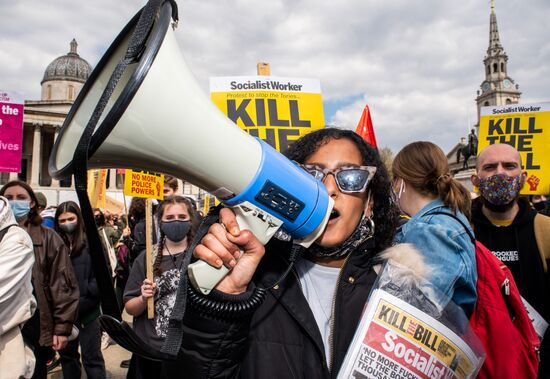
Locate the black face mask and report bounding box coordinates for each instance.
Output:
[533,202,547,213]
[160,220,191,242]
[59,222,78,234]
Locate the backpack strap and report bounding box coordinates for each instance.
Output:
[0,224,14,244]
[534,213,550,273]
[428,211,475,243]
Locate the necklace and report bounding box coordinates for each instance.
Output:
[164,244,184,269]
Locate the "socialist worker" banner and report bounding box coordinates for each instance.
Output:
[478,102,550,195]
[210,76,325,152]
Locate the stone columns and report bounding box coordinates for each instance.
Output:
[51,128,60,188]
[30,124,42,186]
[109,169,117,189]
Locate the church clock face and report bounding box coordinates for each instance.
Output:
[503,79,512,88]
[482,82,491,93]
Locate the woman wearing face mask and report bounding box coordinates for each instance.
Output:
[53,201,106,379]
[172,128,397,377]
[0,181,79,379]
[0,195,36,378]
[123,195,199,378]
[392,141,477,315]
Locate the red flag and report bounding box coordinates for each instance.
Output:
[355,105,378,148]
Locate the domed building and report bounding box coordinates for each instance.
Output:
[1,39,203,207]
[41,39,92,102]
[0,40,98,201]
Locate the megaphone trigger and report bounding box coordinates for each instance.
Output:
[188,201,284,295]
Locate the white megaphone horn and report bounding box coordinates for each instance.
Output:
[49,2,333,295]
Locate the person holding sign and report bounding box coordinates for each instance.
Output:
[175,128,397,377]
[471,143,550,377]
[123,196,199,379]
[391,142,477,316]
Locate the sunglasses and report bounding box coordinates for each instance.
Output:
[299,164,377,193]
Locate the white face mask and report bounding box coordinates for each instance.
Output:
[391,178,408,215]
[397,179,406,199]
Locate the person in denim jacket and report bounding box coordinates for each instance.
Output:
[392,141,477,316]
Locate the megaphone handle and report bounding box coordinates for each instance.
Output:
[188,202,282,295]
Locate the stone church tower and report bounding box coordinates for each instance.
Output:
[475,0,522,123]
[450,1,523,188]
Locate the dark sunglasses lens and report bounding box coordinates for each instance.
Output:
[336,169,370,192]
[304,168,324,181]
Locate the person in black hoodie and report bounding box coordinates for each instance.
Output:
[123,197,158,266]
[168,128,398,378]
[471,143,550,378]
[55,201,106,379]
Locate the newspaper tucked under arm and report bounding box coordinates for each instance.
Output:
[338,258,485,379]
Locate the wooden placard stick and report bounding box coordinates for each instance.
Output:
[122,190,129,228]
[145,198,154,319]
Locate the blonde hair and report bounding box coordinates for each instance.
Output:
[392,141,471,218]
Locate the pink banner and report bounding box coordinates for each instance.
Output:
[0,91,24,172]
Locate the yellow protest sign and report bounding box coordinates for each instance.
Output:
[478,102,550,194]
[202,194,220,215]
[210,76,325,152]
[87,169,108,208]
[124,169,165,200]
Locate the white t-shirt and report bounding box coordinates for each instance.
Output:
[296,259,341,366]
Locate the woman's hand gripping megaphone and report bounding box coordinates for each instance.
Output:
[188,201,284,295]
[193,208,267,295]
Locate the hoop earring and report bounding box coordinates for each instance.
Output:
[366,214,375,238]
[364,190,373,218]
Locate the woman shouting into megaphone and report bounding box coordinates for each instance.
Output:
[174,128,398,378]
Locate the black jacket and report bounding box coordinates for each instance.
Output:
[471,198,549,321]
[70,244,100,322]
[178,238,380,379]
[124,217,158,265]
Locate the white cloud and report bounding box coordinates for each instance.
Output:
[1,0,548,154]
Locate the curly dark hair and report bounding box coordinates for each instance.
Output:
[284,128,397,252]
[128,197,146,220]
[127,197,146,232]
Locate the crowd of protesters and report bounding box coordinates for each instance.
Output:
[0,131,549,379]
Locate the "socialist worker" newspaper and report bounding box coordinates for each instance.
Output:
[337,289,484,379]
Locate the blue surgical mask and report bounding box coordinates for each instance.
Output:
[9,200,31,221]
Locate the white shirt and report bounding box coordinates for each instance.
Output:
[296,259,340,366]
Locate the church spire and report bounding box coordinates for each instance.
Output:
[487,1,504,58]
[475,0,521,121]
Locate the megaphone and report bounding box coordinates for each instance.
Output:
[49,2,333,295]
